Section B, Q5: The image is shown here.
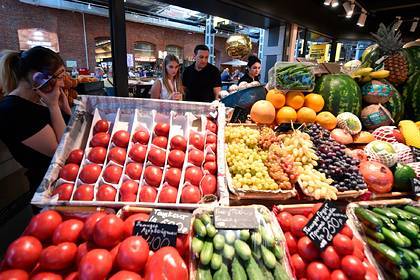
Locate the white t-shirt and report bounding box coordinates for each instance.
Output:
[159,78,178,100]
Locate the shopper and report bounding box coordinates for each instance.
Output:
[0,46,71,194]
[150,54,184,100]
[238,55,261,84]
[183,45,221,102]
[221,68,231,82]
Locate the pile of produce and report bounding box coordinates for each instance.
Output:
[273,63,315,91]
[353,204,420,279]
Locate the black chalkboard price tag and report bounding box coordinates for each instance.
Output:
[148,209,192,234]
[133,221,177,251]
[303,202,347,251]
[214,207,259,229]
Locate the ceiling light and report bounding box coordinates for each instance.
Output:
[331,0,339,8]
[343,1,355,18]
[357,10,367,27]
[324,0,333,6]
[87,3,92,9]
[411,17,419,32]
[394,16,403,30]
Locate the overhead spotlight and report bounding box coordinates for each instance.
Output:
[343,1,355,18]
[331,0,339,7]
[87,3,92,9]
[411,17,419,32]
[394,16,403,30]
[324,0,333,6]
[357,10,367,27]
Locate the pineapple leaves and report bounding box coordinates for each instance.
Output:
[371,22,403,54]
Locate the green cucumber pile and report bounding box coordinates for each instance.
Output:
[355,205,420,280]
[274,63,315,91]
[193,208,291,280]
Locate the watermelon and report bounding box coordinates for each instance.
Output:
[361,45,382,68]
[314,74,362,116]
[384,89,404,123]
[402,71,420,121]
[402,46,420,75]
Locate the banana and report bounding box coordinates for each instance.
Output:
[353,67,373,76]
[361,75,372,83]
[369,70,390,79]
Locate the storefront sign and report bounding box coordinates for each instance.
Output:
[18,28,59,52]
[309,44,329,63]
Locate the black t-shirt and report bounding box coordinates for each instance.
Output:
[183,62,221,102]
[238,73,260,84]
[0,95,70,190]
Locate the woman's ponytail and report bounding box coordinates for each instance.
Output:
[0,50,21,95]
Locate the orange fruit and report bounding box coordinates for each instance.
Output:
[285,91,305,110]
[266,89,286,109]
[315,111,337,130]
[297,107,317,123]
[250,100,276,124]
[304,93,325,112]
[276,106,297,124]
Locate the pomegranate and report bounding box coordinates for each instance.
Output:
[359,161,393,193]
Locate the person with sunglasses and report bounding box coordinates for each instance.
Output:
[0,46,71,195]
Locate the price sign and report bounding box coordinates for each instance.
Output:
[148,209,192,234]
[214,207,259,229]
[133,221,177,251]
[303,202,347,251]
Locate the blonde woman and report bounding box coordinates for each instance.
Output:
[150,54,184,100]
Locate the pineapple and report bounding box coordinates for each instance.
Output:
[371,23,408,85]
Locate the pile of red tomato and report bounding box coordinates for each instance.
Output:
[276,204,379,280]
[0,210,189,280]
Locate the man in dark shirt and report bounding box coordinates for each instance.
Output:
[183,45,221,102]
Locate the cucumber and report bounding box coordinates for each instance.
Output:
[251,232,262,246]
[415,248,420,257]
[197,265,213,280]
[200,241,214,266]
[382,227,406,247]
[397,220,419,239]
[211,252,223,270]
[373,207,399,221]
[234,239,252,261]
[260,261,275,280]
[194,219,207,238]
[355,207,383,230]
[261,245,276,269]
[213,263,231,280]
[245,256,264,280]
[400,267,410,280]
[260,226,275,247]
[206,224,217,238]
[213,234,225,250]
[408,266,420,280]
[192,236,205,255]
[371,212,397,231]
[232,257,248,280]
[225,230,236,245]
[273,244,284,260]
[390,207,415,220]
[273,262,289,280]
[404,206,420,217]
[396,231,412,247]
[252,246,262,261]
[240,230,250,241]
[363,225,385,242]
[200,213,212,225]
[223,244,235,261]
[397,248,415,265]
[400,248,419,262]
[367,237,402,265]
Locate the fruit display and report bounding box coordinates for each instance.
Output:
[402,71,420,122]
[191,206,293,280]
[361,104,394,130]
[365,140,398,167]
[361,80,397,104]
[384,86,405,123]
[336,112,362,135]
[272,62,315,91]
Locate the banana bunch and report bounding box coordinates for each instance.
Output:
[351,67,390,82]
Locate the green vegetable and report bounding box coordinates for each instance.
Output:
[194,219,207,238]
[390,207,415,220]
[371,211,397,231]
[211,252,223,270]
[397,220,419,239]
[192,237,205,255]
[382,227,406,247]
[213,234,225,250]
[404,206,420,217]
[197,265,213,280]
[206,224,217,238]
[252,246,262,261]
[367,237,402,265]
[225,230,236,245]
[408,266,420,280]
[232,257,248,280]
[261,245,276,269]
[260,226,275,247]
[363,225,385,242]
[273,262,289,280]
[273,244,284,260]
[373,207,399,221]
[397,248,415,265]
[240,230,250,241]
[200,241,214,266]
[251,232,262,246]
[200,213,212,225]
[355,207,383,230]
[213,263,231,280]
[415,248,420,257]
[234,239,252,261]
[401,248,419,263]
[396,231,412,247]
[400,267,410,280]
[260,261,275,280]
[245,256,264,280]
[223,244,235,261]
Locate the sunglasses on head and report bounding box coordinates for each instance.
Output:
[33,68,65,91]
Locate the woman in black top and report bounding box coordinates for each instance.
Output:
[0,46,71,193]
[238,55,262,84]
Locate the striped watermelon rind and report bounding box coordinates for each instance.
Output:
[403,71,420,121]
[314,74,362,116]
[402,46,420,76]
[383,80,404,123]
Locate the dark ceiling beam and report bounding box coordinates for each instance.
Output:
[372,3,420,12]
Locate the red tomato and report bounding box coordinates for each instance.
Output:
[109,271,142,280]
[67,149,84,165]
[125,162,143,180]
[206,143,217,153]
[97,184,117,201]
[175,234,189,258]
[158,186,178,203]
[205,153,216,162]
[144,166,163,187]
[362,260,378,277]
[168,150,185,168]
[103,165,123,184]
[144,247,188,280]
[133,129,150,145]
[94,120,109,134]
[148,147,166,167]
[93,214,124,248]
[116,236,149,272]
[123,213,150,237]
[181,184,201,203]
[189,132,204,150]
[31,272,62,280]
[290,254,307,278]
[353,247,365,261]
[5,236,42,270]
[277,211,293,232]
[90,132,110,148]
[139,185,157,203]
[129,144,147,163]
[188,149,204,166]
[154,123,170,137]
[205,133,217,144]
[64,272,79,280]
[74,185,94,201]
[290,215,308,238]
[24,210,62,241]
[170,135,187,151]
[311,203,323,214]
[365,271,378,280]
[112,130,130,148]
[341,255,366,280]
[352,238,364,251]
[297,236,319,261]
[110,243,120,263]
[203,161,217,175]
[120,193,137,202]
[320,246,340,269]
[52,219,84,244]
[307,213,314,219]
[108,147,127,165]
[0,269,29,280]
[52,183,74,201]
[285,232,298,254]
[201,174,216,195]
[330,270,349,280]
[76,242,95,265]
[87,147,107,164]
[185,166,204,186]
[79,164,102,184]
[152,136,168,149]
[306,262,330,280]
[333,234,354,256]
[120,180,139,195]
[79,249,113,280]
[165,168,181,187]
[59,163,79,182]
[81,212,107,241]
[340,225,353,239]
[39,242,77,270]
[206,120,217,133]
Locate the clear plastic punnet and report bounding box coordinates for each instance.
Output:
[268,62,316,92]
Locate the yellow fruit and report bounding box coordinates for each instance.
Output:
[369,70,390,79]
[266,89,286,109]
[250,100,276,124]
[297,107,317,123]
[315,111,337,130]
[399,120,420,148]
[417,121,420,128]
[353,67,373,76]
[303,93,325,112]
[285,91,305,110]
[276,106,297,124]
